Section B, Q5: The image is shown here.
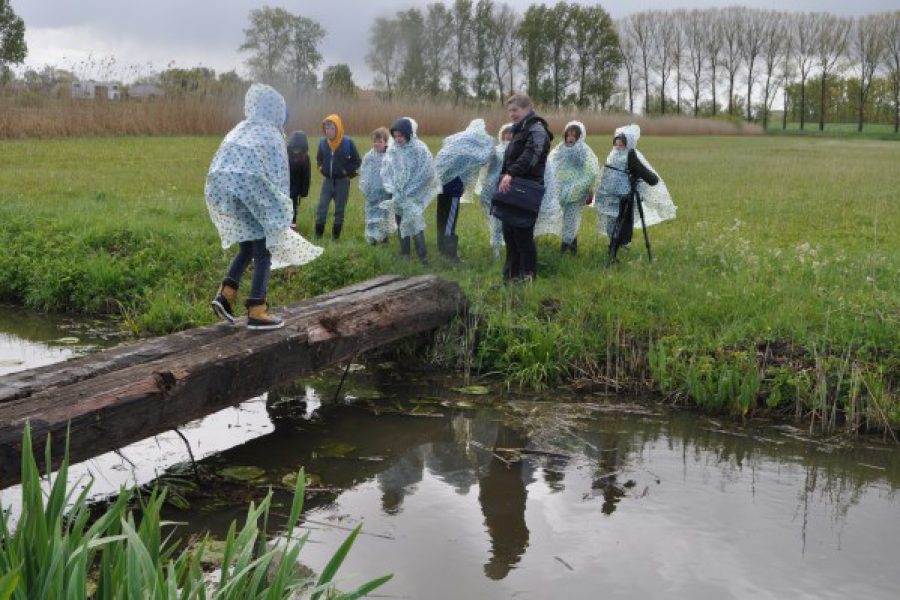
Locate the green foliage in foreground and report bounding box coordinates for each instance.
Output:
[0,424,391,599]
[0,135,897,431]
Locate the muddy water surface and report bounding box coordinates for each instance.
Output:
[1,313,899,599]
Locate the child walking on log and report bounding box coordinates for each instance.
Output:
[359,127,395,245]
[315,114,361,241]
[207,84,323,330]
[381,117,438,265]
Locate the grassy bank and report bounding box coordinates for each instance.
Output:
[0,135,897,433]
[767,121,900,142]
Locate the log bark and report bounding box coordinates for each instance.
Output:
[0,275,465,487]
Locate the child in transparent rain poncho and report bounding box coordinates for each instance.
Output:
[359,127,395,245]
[433,118,495,261]
[206,83,323,330]
[544,121,600,255]
[475,124,513,258]
[594,124,676,254]
[381,117,439,265]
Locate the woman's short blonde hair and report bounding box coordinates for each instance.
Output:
[505,92,533,109]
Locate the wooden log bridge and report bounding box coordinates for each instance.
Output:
[0,275,465,487]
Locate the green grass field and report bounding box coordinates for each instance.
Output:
[0,134,897,431]
[767,121,900,141]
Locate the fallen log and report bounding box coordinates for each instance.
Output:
[0,275,466,487]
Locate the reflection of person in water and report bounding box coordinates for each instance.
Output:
[377,446,427,515]
[478,427,534,580]
[586,430,627,516]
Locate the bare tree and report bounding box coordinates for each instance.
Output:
[239,7,294,84]
[719,6,745,116]
[450,0,473,102]
[794,12,822,130]
[684,9,707,117]
[703,8,724,116]
[740,8,770,121]
[851,15,887,132]
[626,12,656,114]
[366,17,403,101]
[670,10,688,114]
[814,14,851,131]
[760,13,786,129]
[883,11,900,133]
[618,19,641,114]
[487,3,518,103]
[655,14,677,115]
[423,3,453,99]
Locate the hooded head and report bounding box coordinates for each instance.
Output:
[564,120,587,146]
[244,83,287,129]
[613,124,640,151]
[287,130,309,153]
[322,114,345,152]
[390,117,415,145]
[498,123,514,144]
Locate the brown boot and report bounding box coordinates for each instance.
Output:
[211,280,239,323]
[245,298,284,330]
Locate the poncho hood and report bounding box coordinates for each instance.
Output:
[244,83,286,129]
[564,120,587,143]
[287,130,309,153]
[322,114,345,152]
[434,118,495,187]
[497,123,513,143]
[614,123,640,151]
[390,117,415,143]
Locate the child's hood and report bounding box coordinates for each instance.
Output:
[322,114,345,151]
[614,123,640,151]
[244,83,287,128]
[497,123,513,143]
[287,130,309,153]
[564,120,587,143]
[390,117,415,142]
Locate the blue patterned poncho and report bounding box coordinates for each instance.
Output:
[434,118,495,203]
[594,124,676,235]
[475,124,512,250]
[359,149,395,243]
[205,84,322,269]
[380,118,439,238]
[541,120,600,239]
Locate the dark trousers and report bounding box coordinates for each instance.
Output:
[316,177,351,226]
[225,239,271,299]
[436,193,461,237]
[502,223,537,280]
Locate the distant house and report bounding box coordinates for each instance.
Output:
[128,83,164,100]
[71,80,122,100]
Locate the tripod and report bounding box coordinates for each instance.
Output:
[607,176,653,264]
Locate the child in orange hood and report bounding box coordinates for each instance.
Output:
[315,114,361,240]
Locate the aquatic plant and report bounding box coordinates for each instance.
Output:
[0,424,391,598]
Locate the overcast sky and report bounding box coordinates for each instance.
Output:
[12,0,898,86]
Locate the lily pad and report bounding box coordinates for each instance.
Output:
[282,472,321,488]
[54,337,80,344]
[345,388,384,400]
[348,363,367,373]
[454,385,490,396]
[218,465,266,482]
[316,442,357,458]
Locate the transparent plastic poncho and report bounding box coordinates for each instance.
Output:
[434,118,496,204]
[474,124,511,250]
[594,124,676,235]
[380,118,440,238]
[359,149,396,243]
[205,83,323,269]
[543,121,600,242]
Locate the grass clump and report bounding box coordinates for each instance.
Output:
[0,424,391,598]
[0,134,897,433]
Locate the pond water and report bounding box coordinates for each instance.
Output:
[1,313,899,599]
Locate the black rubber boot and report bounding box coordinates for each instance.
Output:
[332,223,343,241]
[443,234,460,263]
[560,241,569,254]
[413,232,428,266]
[314,222,325,240]
[570,237,578,256]
[399,235,411,258]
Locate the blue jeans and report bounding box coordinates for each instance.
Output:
[224,239,271,299]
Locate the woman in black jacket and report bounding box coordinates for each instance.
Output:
[495,93,553,281]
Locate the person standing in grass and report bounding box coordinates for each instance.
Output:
[206,83,323,330]
[359,127,395,245]
[476,123,513,258]
[381,117,438,265]
[315,114,361,241]
[594,124,676,256]
[433,119,496,262]
[286,130,310,230]
[544,121,600,255]
[494,92,553,282]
